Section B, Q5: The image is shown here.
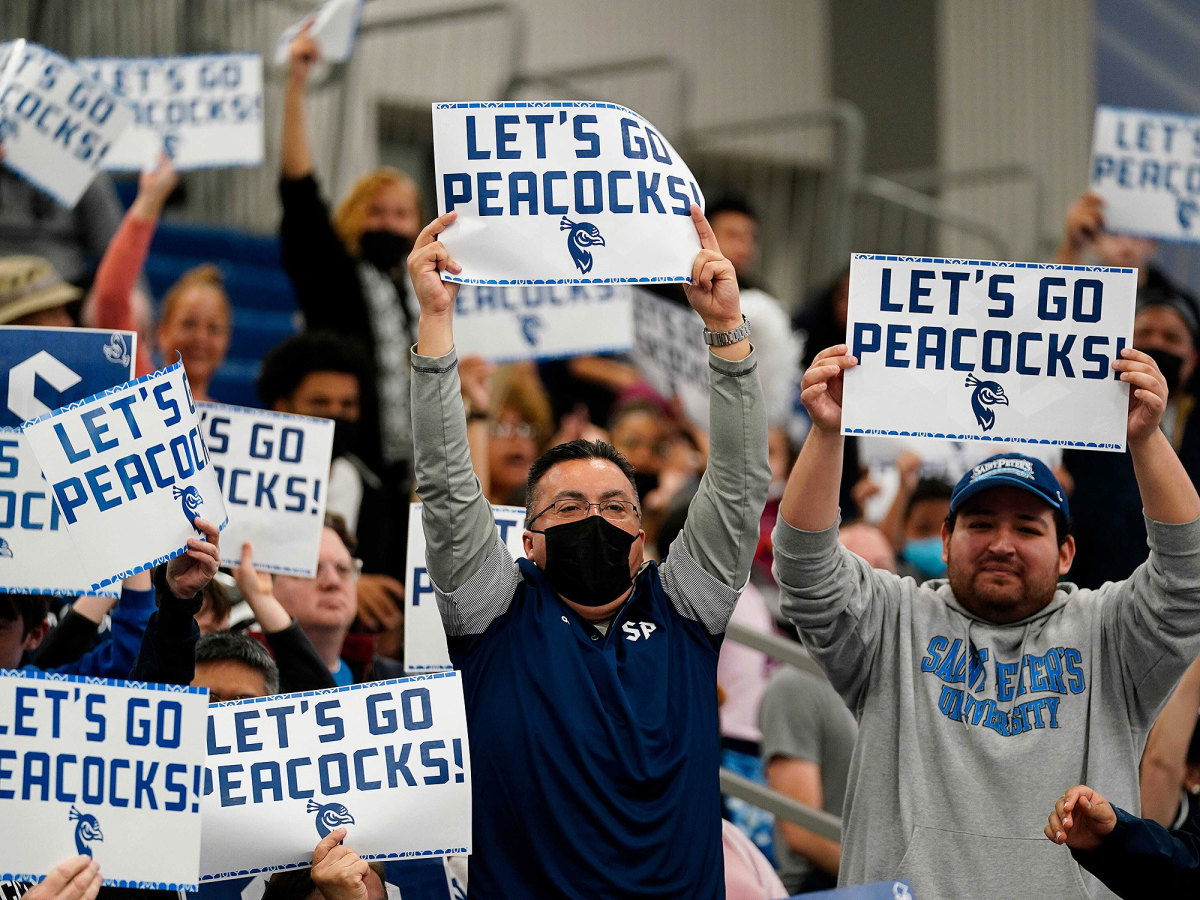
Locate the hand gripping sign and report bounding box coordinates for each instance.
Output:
[842,254,1137,452]
[20,361,228,592]
[404,503,526,673]
[274,0,366,66]
[199,673,471,881]
[1090,104,1200,244]
[0,40,135,208]
[0,669,208,891]
[197,403,333,577]
[77,53,265,171]
[434,101,704,285]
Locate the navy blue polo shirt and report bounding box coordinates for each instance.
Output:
[450,557,725,899]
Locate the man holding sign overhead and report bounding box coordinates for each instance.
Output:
[408,205,769,898]
[773,341,1200,899]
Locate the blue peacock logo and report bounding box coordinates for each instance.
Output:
[560,216,605,275]
[965,373,1009,432]
[308,799,355,837]
[172,485,203,532]
[69,806,103,857]
[0,537,12,558]
[1179,197,1199,231]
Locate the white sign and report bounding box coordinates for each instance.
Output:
[843,254,1137,451]
[0,429,118,597]
[200,673,471,881]
[274,0,365,66]
[0,40,135,207]
[20,361,228,591]
[434,101,703,285]
[196,403,333,577]
[77,54,264,171]
[0,669,208,890]
[630,287,710,427]
[452,283,633,362]
[1090,104,1200,243]
[404,503,526,673]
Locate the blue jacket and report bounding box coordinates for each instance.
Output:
[1072,805,1200,897]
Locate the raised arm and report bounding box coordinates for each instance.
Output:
[281,23,318,180]
[1053,192,1104,267]
[1120,347,1200,524]
[778,344,857,532]
[408,213,516,629]
[675,206,771,591]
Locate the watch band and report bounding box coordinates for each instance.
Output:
[702,314,751,346]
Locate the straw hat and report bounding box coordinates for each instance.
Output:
[0,256,81,325]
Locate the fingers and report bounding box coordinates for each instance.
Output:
[413,211,459,252]
[800,347,857,391]
[192,516,220,545]
[29,857,101,900]
[690,205,720,253]
[312,827,347,866]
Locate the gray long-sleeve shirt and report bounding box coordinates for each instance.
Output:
[410,344,771,636]
[773,513,1200,900]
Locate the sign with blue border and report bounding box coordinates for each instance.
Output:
[1090,104,1200,244]
[842,255,1136,452]
[404,502,525,673]
[631,286,710,427]
[77,53,264,172]
[20,361,228,591]
[433,101,703,285]
[199,673,471,881]
[0,40,135,208]
[0,668,208,891]
[197,402,333,577]
[450,283,633,362]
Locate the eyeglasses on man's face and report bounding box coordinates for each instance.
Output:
[311,558,363,581]
[528,498,640,528]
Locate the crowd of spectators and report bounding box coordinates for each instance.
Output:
[5,22,1200,900]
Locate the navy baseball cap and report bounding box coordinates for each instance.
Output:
[949,453,1069,520]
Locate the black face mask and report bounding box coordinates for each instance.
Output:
[1144,347,1186,395]
[330,417,360,460]
[358,230,412,271]
[538,515,637,607]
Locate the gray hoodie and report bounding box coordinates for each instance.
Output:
[772,514,1200,900]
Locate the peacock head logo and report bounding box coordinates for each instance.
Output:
[1179,197,1199,231]
[103,332,130,367]
[965,373,1009,432]
[172,484,203,532]
[560,216,605,275]
[307,799,355,837]
[0,537,12,558]
[69,806,103,857]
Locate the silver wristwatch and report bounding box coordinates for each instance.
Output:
[702,314,751,346]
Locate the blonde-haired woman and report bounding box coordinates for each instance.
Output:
[279,23,422,482]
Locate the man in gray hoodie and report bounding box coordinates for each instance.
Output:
[772,342,1200,899]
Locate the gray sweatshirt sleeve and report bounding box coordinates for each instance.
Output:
[772,516,904,711]
[410,347,519,635]
[1101,514,1200,727]
[660,349,771,633]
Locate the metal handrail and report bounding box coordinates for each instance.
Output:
[724,620,827,680]
[720,768,842,842]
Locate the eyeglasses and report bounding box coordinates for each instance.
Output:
[528,498,640,527]
[312,558,363,581]
[491,422,538,440]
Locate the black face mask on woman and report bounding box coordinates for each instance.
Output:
[358,230,411,271]
[1143,347,1186,396]
[537,516,637,607]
